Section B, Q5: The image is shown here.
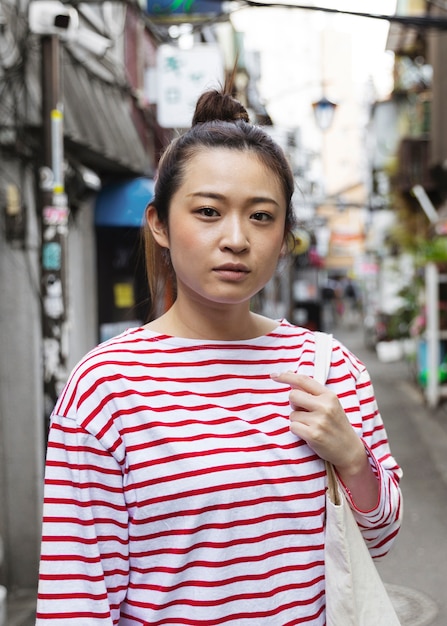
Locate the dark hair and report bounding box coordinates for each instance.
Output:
[143,88,297,316]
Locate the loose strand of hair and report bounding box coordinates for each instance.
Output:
[224,54,239,97]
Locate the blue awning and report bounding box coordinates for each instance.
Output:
[95,177,155,227]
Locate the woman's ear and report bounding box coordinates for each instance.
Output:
[146,204,169,249]
[279,238,288,258]
[279,232,293,258]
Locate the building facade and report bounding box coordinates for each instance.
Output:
[0,0,167,592]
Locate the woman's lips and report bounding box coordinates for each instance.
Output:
[213,264,250,281]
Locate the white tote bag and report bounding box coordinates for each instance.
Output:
[313,331,401,626]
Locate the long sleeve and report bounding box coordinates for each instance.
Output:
[36,415,129,625]
[333,357,403,559]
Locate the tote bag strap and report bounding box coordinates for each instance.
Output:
[313,331,333,385]
[313,331,340,505]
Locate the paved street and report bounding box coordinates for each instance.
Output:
[6,321,447,626]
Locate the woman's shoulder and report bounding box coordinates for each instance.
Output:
[281,323,367,381]
[53,326,151,415]
[270,318,314,338]
[77,325,153,370]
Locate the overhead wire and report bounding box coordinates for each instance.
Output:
[221,0,447,29]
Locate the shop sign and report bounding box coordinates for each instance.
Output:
[155,44,224,128]
[146,0,222,16]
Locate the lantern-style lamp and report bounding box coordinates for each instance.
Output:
[312,96,337,132]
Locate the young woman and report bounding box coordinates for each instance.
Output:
[36,88,402,625]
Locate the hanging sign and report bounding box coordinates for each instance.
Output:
[155,43,224,129]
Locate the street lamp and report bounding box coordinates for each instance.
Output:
[312,95,337,132]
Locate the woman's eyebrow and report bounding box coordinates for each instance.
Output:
[189,191,225,200]
[189,191,281,207]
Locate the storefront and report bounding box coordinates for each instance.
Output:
[95,177,155,341]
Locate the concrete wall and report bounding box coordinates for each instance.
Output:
[429,21,447,170]
[0,162,44,590]
[0,161,99,591]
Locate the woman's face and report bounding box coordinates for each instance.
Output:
[149,147,288,311]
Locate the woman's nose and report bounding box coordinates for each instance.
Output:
[221,217,249,252]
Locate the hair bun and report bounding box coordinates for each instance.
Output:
[192,89,250,126]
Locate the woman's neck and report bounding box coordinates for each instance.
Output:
[145,301,278,341]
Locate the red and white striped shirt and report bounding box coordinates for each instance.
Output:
[36,320,402,625]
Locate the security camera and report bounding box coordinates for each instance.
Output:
[28,1,79,38]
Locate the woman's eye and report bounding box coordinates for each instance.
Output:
[252,212,273,222]
[198,207,219,217]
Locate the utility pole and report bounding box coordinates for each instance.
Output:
[39,33,69,426]
[28,2,79,429]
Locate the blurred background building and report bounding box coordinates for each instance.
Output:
[2,0,447,615]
